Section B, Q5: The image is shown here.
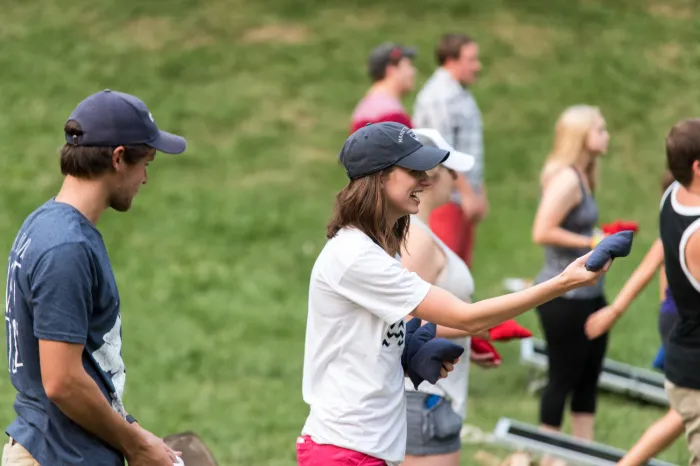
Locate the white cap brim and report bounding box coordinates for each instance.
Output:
[412,128,475,173]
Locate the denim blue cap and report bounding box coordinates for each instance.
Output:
[340,122,450,180]
[65,89,186,154]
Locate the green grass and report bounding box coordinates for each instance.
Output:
[0,0,699,464]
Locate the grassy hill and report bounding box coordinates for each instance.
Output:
[1,0,698,464]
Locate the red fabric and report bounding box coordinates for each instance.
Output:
[428,202,475,267]
[601,220,639,235]
[470,338,502,364]
[350,111,413,134]
[349,91,413,134]
[296,435,386,465]
[489,320,533,341]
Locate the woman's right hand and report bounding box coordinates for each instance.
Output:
[558,252,611,290]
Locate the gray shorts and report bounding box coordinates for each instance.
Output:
[405,391,462,456]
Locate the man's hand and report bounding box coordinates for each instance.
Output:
[460,193,482,222]
[455,173,481,223]
[127,425,181,466]
[460,191,488,224]
[474,192,489,223]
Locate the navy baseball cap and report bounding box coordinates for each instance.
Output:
[339,122,450,180]
[65,89,186,154]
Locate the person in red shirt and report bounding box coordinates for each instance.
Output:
[350,43,417,133]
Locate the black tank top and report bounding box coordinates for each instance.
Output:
[660,182,700,389]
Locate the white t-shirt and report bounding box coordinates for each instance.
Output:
[300,227,432,465]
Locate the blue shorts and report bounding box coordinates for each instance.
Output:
[405,391,462,456]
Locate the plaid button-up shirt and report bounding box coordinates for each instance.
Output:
[413,68,484,200]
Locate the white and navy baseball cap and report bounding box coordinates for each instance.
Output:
[65,89,187,154]
[339,122,450,180]
[412,128,475,173]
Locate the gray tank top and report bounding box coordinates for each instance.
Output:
[534,167,604,299]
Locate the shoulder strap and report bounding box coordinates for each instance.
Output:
[570,166,588,198]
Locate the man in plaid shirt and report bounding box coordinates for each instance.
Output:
[412,32,519,378]
[413,33,485,268]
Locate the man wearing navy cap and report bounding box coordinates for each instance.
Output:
[2,90,185,466]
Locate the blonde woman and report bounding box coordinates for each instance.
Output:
[531,105,610,441]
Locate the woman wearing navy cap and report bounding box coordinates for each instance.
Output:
[296,122,612,466]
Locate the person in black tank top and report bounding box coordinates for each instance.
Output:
[660,118,700,465]
[583,171,684,466]
[660,184,700,388]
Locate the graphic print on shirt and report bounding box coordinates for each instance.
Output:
[382,319,405,348]
[92,314,127,418]
[5,233,31,375]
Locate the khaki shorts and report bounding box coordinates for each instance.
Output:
[666,380,700,466]
[1,439,39,466]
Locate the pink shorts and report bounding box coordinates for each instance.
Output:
[296,435,387,465]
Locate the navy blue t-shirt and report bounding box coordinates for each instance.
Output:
[4,199,127,465]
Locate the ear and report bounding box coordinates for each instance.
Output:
[112,146,125,172]
[384,63,397,79]
[380,170,392,187]
[692,160,700,180]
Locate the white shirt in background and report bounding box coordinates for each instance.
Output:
[300,227,431,465]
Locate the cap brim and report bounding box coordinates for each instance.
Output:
[442,149,475,172]
[149,130,187,154]
[401,46,418,58]
[395,145,449,172]
[412,128,475,173]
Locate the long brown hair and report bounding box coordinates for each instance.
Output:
[326,168,410,256]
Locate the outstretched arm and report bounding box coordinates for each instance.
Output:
[401,225,474,339]
[411,252,607,334]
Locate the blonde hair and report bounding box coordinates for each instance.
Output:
[540,105,604,192]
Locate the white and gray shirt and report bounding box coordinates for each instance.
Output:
[413,67,484,201]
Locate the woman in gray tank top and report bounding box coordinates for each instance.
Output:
[531,105,611,445]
